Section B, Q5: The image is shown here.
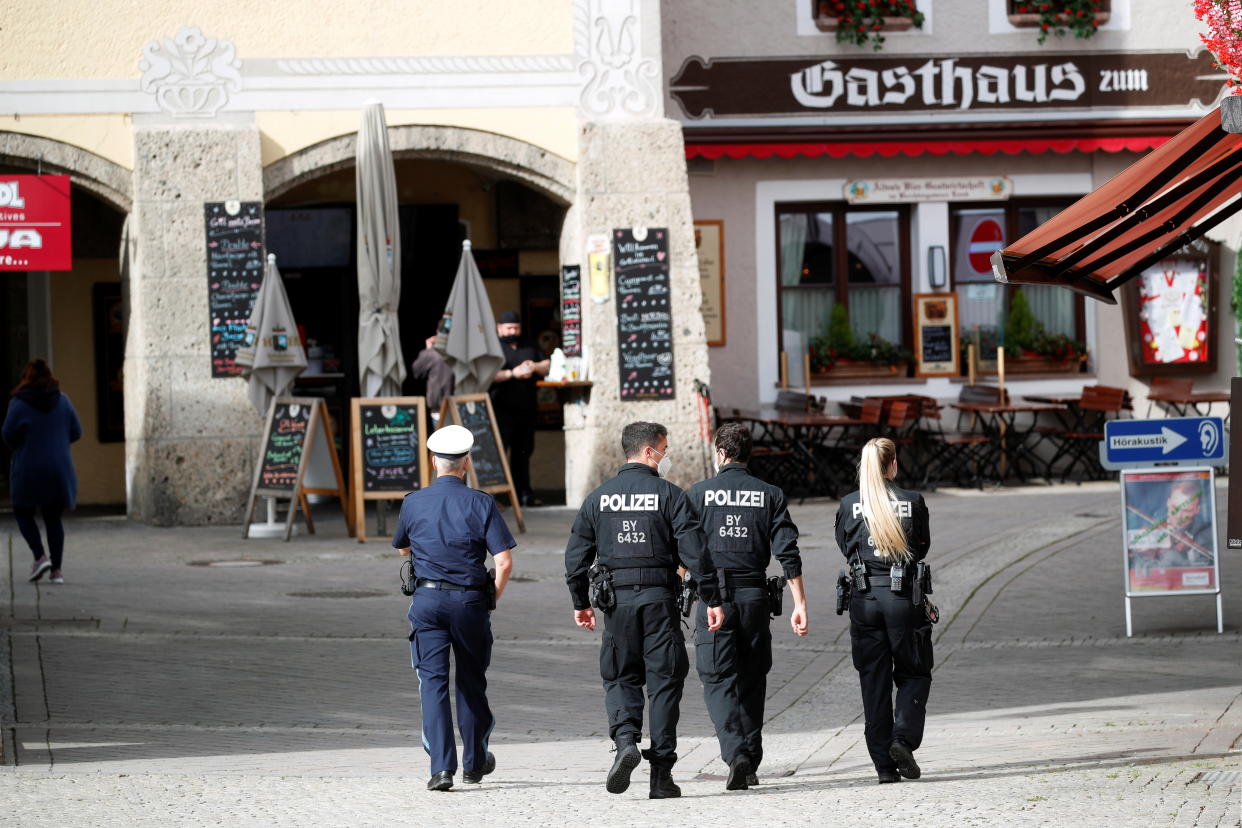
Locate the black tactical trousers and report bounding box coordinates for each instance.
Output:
[850,586,933,774]
[599,584,688,768]
[695,586,772,768]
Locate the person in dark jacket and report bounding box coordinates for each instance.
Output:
[410,333,455,422]
[3,358,81,584]
[835,437,932,784]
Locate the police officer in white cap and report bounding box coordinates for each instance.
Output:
[395,424,516,792]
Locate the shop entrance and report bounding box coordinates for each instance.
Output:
[265,157,569,501]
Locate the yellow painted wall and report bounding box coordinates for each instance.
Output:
[0,0,573,79]
[1,115,135,171]
[258,107,578,167]
[50,261,125,505]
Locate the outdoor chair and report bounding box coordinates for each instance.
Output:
[917,398,989,490]
[1145,377,1194,418]
[883,400,922,487]
[728,409,805,496]
[1046,385,1127,483]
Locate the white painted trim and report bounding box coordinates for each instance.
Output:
[796,0,934,38]
[988,0,1130,34]
[1009,172,1093,196]
[914,201,949,293]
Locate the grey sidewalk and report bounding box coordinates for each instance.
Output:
[1,482,1239,826]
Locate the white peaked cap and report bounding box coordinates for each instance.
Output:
[427,424,474,457]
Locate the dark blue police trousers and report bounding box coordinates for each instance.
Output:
[408,587,494,776]
[849,587,933,774]
[695,586,771,768]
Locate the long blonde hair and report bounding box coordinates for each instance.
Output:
[858,438,909,563]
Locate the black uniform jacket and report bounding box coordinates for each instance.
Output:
[565,463,720,610]
[688,463,802,580]
[835,486,931,576]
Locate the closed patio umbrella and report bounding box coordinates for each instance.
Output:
[356,100,405,397]
[437,240,504,393]
[235,254,307,415]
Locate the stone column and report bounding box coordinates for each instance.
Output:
[125,120,264,524]
[564,0,712,505]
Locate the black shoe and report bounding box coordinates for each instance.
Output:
[427,771,453,791]
[877,771,902,784]
[462,751,495,784]
[726,756,754,791]
[889,740,921,780]
[745,772,759,786]
[649,766,682,799]
[606,736,641,794]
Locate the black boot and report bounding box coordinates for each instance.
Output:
[889,740,921,780]
[725,755,754,791]
[649,766,682,799]
[606,734,641,794]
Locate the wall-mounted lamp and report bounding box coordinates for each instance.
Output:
[927,245,947,289]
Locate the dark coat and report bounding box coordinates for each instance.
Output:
[3,388,82,508]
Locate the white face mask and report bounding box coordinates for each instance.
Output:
[654,448,672,478]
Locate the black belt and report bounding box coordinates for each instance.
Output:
[610,567,679,588]
[866,576,908,590]
[723,574,767,589]
[415,578,484,592]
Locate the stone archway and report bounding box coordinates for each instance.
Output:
[263,125,575,206]
[0,132,132,213]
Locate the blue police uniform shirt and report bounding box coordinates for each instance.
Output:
[392,475,516,587]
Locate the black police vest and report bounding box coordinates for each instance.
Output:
[694,477,773,573]
[593,482,678,573]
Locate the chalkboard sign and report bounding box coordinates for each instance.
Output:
[914,293,961,378]
[441,394,524,532]
[259,400,310,491]
[245,397,350,541]
[206,202,265,377]
[350,397,429,542]
[561,264,582,357]
[614,227,675,401]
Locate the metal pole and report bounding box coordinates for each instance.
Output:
[1216,593,1224,634]
[1125,595,1133,638]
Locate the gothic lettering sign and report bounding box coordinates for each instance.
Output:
[614,227,675,401]
[669,51,1223,119]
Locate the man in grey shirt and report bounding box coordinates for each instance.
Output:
[410,334,455,420]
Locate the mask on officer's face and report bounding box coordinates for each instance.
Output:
[657,450,673,478]
[499,334,519,345]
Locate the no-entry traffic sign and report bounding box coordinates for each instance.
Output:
[1100,417,1227,470]
[968,218,1004,274]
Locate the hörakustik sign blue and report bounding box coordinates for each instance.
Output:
[1100,417,1227,470]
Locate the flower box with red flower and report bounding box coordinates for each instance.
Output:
[814,0,925,48]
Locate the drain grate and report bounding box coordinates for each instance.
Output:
[287,589,388,599]
[1190,770,1241,785]
[189,559,283,568]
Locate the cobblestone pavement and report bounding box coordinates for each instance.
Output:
[1,482,1239,826]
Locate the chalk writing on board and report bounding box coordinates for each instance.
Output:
[921,325,953,364]
[456,400,506,489]
[260,401,309,491]
[561,264,582,357]
[614,228,675,401]
[361,403,422,492]
[206,202,264,378]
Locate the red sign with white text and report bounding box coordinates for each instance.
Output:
[0,175,72,271]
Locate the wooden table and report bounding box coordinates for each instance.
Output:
[952,401,1068,483]
[1147,390,1230,419]
[723,409,865,498]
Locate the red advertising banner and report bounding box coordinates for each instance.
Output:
[0,175,72,271]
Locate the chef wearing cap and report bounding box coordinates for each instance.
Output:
[395,424,516,792]
[490,310,549,507]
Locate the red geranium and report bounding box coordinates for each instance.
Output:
[1195,0,1242,93]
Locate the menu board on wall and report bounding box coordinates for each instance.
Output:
[561,264,582,357]
[614,227,675,401]
[694,221,726,346]
[206,201,264,377]
[914,293,960,378]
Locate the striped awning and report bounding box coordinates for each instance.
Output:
[990,106,1242,304]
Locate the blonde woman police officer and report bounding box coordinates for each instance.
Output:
[835,437,932,784]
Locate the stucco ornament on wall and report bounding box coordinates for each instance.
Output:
[574,0,659,119]
[139,27,241,118]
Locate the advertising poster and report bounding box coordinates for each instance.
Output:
[1122,468,1218,595]
[1137,258,1209,365]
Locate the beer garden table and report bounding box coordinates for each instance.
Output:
[951,401,1069,484]
[723,408,865,498]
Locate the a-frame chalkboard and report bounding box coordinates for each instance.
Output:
[350,396,429,543]
[439,393,525,533]
[243,397,350,541]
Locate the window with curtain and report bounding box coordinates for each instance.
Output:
[776,203,910,361]
[950,201,1083,353]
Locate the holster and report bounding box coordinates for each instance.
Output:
[588,561,616,613]
[835,569,851,615]
[486,569,498,611]
[677,574,698,617]
[766,575,787,617]
[913,561,932,607]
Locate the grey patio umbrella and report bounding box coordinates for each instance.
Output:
[356,100,405,397]
[437,240,504,393]
[235,254,307,415]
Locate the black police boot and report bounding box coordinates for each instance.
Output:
[462,751,495,784]
[889,740,921,780]
[725,755,754,791]
[606,734,641,794]
[427,770,453,791]
[745,772,759,787]
[877,770,902,784]
[649,766,682,799]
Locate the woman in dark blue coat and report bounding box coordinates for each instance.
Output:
[3,359,81,584]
